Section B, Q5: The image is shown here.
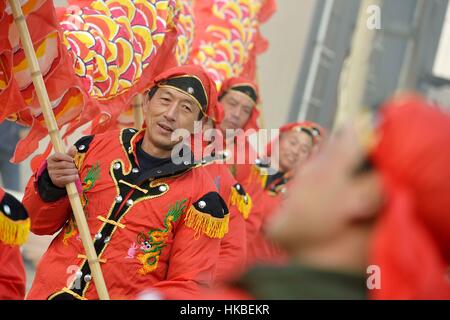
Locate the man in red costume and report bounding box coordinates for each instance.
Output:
[0,188,29,299]
[22,65,230,300]
[212,77,261,179]
[191,77,261,283]
[243,122,316,266]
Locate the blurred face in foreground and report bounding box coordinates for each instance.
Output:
[267,123,385,261]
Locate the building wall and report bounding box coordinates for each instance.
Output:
[257,0,318,129]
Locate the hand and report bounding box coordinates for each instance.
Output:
[47,146,79,188]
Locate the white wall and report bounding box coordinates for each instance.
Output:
[433,4,450,80]
[257,0,317,129]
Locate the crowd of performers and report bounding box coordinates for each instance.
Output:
[1,64,450,300]
[0,0,449,301]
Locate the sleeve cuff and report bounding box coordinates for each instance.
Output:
[36,162,68,203]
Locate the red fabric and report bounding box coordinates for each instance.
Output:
[0,187,26,300]
[188,0,275,88]
[370,94,450,299]
[0,50,26,123]
[238,164,289,267]
[0,0,68,125]
[0,243,26,300]
[203,163,247,284]
[152,64,218,120]
[245,190,288,267]
[217,77,260,131]
[87,25,180,135]
[258,0,277,23]
[3,0,90,163]
[2,0,181,163]
[23,129,223,299]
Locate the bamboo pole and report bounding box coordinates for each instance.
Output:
[334,0,383,129]
[8,0,110,300]
[132,94,144,130]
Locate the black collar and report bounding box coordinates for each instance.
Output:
[120,129,197,184]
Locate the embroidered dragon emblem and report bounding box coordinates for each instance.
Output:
[62,162,100,245]
[134,199,188,275]
[80,162,101,208]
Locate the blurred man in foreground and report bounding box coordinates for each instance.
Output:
[162,94,450,299]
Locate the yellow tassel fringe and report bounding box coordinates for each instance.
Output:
[184,206,229,239]
[249,165,268,189]
[0,212,30,246]
[74,152,86,170]
[229,187,253,220]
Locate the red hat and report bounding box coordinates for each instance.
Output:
[216,77,260,130]
[302,121,327,145]
[150,64,218,119]
[369,94,450,299]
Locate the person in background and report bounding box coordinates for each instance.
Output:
[0,121,23,191]
[243,122,316,266]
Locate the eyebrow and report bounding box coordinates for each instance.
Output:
[180,98,194,107]
[160,89,174,97]
[227,97,239,104]
[160,90,194,105]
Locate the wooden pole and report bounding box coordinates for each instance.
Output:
[132,94,144,130]
[8,0,110,300]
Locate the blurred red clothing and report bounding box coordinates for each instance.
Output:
[0,188,29,300]
[0,244,26,300]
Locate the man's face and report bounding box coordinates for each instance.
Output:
[219,90,255,131]
[267,124,384,253]
[278,130,313,173]
[143,87,201,153]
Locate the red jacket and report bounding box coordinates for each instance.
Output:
[201,160,249,283]
[23,129,229,300]
[0,188,29,300]
[0,244,26,300]
[242,164,288,266]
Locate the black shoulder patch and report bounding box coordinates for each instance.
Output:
[185,191,230,238]
[0,191,30,245]
[1,192,28,222]
[233,183,246,197]
[192,192,229,218]
[74,135,95,153]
